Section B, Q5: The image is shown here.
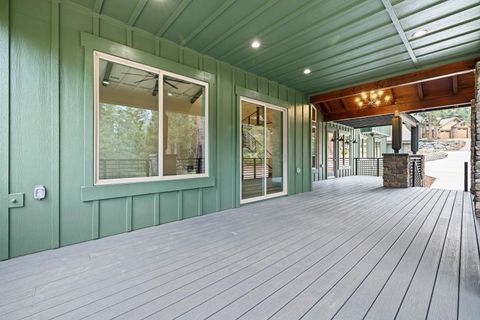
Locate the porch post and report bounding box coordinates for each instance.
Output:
[411,125,419,154]
[473,61,480,217]
[391,112,402,154]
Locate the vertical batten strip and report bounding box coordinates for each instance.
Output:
[126,196,132,231]
[51,0,61,248]
[0,0,10,260]
[231,68,236,207]
[126,28,133,47]
[92,200,99,239]
[178,191,183,220]
[288,88,296,194]
[197,189,202,216]
[154,38,160,56]
[215,61,221,211]
[154,193,160,225]
[92,14,100,36]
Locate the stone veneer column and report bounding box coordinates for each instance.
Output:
[383,153,410,188]
[472,61,480,217]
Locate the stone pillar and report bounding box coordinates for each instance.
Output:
[472,61,480,217]
[383,153,410,188]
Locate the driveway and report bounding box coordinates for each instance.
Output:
[425,149,470,190]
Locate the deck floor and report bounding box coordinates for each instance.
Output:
[1,177,479,320]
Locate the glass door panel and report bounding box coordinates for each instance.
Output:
[241,101,265,200]
[266,108,284,195]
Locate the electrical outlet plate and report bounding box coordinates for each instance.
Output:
[8,193,25,208]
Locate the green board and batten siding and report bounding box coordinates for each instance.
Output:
[0,0,311,260]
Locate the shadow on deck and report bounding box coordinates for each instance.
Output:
[0,176,479,319]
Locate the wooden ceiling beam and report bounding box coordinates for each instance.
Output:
[325,91,473,121]
[310,58,479,104]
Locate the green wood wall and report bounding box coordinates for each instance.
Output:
[0,0,312,260]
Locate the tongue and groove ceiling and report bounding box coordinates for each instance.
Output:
[70,0,480,95]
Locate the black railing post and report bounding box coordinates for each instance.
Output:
[412,161,415,187]
[355,158,358,176]
[464,161,468,192]
[253,158,256,179]
[376,158,380,177]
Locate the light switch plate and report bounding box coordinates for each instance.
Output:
[8,193,25,208]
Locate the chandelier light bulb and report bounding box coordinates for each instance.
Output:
[356,89,389,108]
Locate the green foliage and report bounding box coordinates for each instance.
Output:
[99,104,158,160]
[165,111,203,159]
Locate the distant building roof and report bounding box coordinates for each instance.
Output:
[411,113,424,122]
[439,117,460,127]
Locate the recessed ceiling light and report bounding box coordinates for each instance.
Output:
[102,80,109,86]
[412,29,428,38]
[167,92,173,96]
[251,40,261,49]
[303,68,311,75]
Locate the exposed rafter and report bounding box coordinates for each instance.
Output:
[127,0,148,26]
[452,75,458,94]
[183,0,236,45]
[380,0,417,65]
[417,83,424,100]
[325,93,473,121]
[322,102,331,114]
[310,58,479,104]
[156,0,192,37]
[93,0,104,14]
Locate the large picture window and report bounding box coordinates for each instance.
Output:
[94,52,208,184]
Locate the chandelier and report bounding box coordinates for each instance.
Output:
[355,90,391,108]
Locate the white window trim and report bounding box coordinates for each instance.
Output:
[239,96,288,204]
[93,51,209,185]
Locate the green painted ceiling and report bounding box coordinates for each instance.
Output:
[69,0,480,95]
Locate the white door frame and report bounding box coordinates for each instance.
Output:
[239,96,288,204]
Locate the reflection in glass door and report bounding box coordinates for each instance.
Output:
[266,108,284,195]
[327,131,336,178]
[241,101,265,200]
[241,98,286,203]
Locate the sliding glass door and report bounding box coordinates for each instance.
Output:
[240,98,287,203]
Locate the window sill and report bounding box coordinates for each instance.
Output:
[81,176,215,201]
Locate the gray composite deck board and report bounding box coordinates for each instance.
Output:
[0,177,478,320]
